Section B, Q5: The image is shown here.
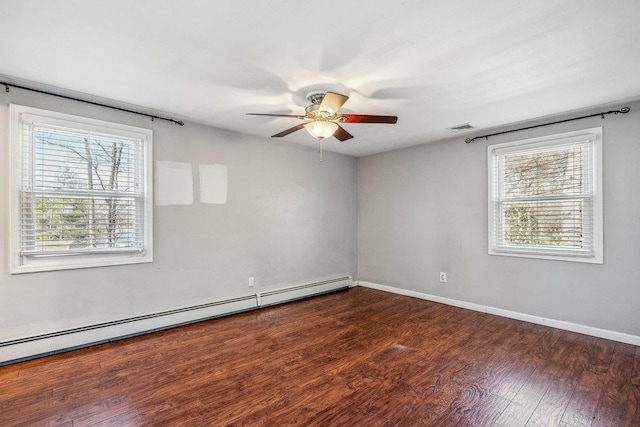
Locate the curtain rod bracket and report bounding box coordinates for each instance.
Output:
[465,107,630,144]
[0,80,185,126]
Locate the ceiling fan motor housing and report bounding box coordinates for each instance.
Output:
[305,92,336,120]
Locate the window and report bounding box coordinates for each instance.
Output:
[488,127,602,263]
[10,105,153,273]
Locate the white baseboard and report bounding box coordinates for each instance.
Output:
[356,280,640,347]
[0,276,351,365]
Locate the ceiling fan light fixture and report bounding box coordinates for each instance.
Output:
[247,90,398,144]
[304,121,338,140]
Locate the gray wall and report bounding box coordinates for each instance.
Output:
[358,100,640,336]
[2,86,637,345]
[0,90,358,341]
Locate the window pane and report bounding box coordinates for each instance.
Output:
[28,195,143,253]
[501,199,589,249]
[26,127,144,254]
[34,128,139,194]
[502,144,586,198]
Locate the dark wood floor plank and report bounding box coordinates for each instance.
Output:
[0,287,638,426]
[623,346,640,427]
[591,341,635,426]
[73,406,141,427]
[436,317,519,426]
[560,364,608,426]
[0,387,53,425]
[486,323,551,402]
[524,332,591,426]
[458,392,512,427]
[495,368,553,426]
[498,329,582,426]
[424,316,529,425]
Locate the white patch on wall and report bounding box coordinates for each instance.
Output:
[155,161,193,206]
[200,164,228,204]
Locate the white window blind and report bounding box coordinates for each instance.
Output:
[488,128,603,263]
[10,105,153,273]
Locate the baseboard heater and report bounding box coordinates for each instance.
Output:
[0,276,351,366]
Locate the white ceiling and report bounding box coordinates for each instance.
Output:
[1,0,640,157]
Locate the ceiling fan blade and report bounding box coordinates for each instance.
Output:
[272,123,306,138]
[340,114,398,124]
[246,113,306,119]
[333,125,354,142]
[320,92,349,114]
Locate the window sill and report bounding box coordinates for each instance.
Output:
[488,248,603,264]
[10,252,153,274]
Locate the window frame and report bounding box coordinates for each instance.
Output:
[10,104,153,274]
[487,127,603,264]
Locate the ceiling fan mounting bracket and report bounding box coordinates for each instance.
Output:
[306,91,326,105]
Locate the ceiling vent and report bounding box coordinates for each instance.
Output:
[446,123,475,133]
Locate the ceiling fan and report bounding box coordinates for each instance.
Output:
[246,91,398,142]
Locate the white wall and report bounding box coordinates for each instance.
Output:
[0,89,358,344]
[358,101,640,338]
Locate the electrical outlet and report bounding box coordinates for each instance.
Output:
[248,276,255,287]
[439,272,447,283]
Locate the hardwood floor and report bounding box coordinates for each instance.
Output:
[1,287,638,426]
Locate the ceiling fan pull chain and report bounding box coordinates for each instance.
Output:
[319,140,323,162]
